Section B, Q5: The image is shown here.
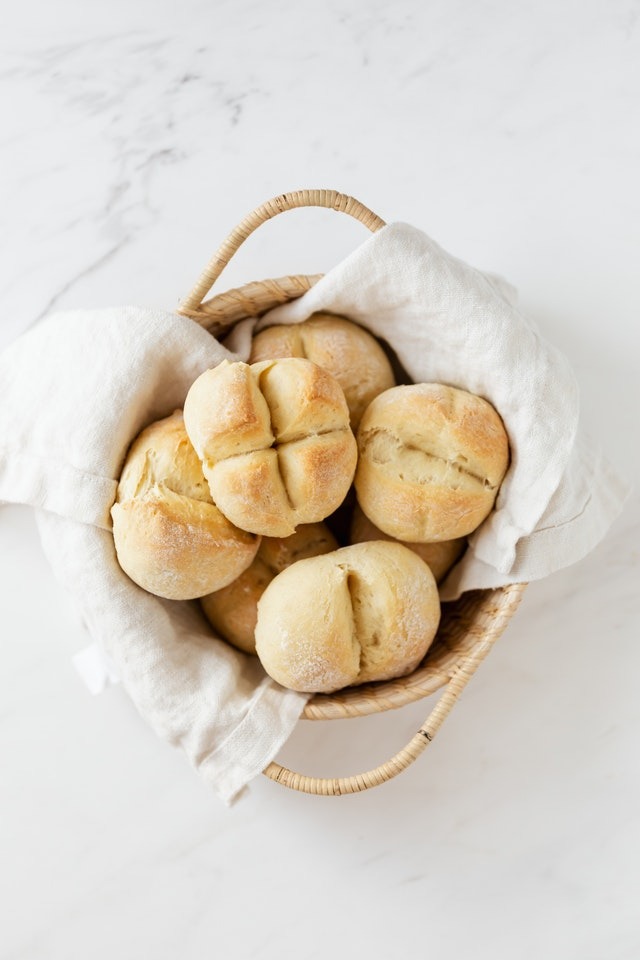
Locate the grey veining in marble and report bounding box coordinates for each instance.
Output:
[1,2,639,958]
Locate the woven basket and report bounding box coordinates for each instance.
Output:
[177,189,526,796]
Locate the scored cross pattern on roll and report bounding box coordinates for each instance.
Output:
[184,358,358,537]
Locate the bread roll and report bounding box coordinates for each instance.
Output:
[200,522,338,655]
[183,358,357,537]
[355,383,510,542]
[349,504,466,584]
[255,541,441,693]
[111,411,260,600]
[250,312,395,428]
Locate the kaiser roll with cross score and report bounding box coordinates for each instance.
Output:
[183,356,358,537]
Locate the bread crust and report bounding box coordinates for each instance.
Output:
[111,411,260,600]
[349,504,466,583]
[255,541,441,693]
[250,313,395,428]
[200,522,338,654]
[184,358,358,537]
[355,383,509,542]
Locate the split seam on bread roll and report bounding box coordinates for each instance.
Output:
[355,383,510,543]
[359,427,500,492]
[255,541,441,693]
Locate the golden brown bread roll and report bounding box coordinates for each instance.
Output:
[250,312,395,428]
[111,411,260,600]
[183,357,357,537]
[200,522,338,655]
[349,504,466,584]
[255,541,441,693]
[355,383,510,543]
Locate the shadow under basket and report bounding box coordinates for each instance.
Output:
[177,189,527,796]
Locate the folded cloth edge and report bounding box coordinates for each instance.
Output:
[197,679,309,805]
[0,448,117,529]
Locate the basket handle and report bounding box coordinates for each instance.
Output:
[263,635,493,795]
[179,189,386,313]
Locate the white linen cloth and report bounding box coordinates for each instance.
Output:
[0,224,628,802]
[0,307,308,805]
[260,223,629,598]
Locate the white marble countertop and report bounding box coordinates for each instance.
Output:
[1,2,639,958]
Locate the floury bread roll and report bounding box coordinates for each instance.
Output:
[255,541,441,693]
[184,357,357,537]
[249,313,395,428]
[355,383,510,543]
[111,411,260,600]
[200,523,338,655]
[349,504,466,584]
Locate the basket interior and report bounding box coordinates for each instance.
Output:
[183,276,526,723]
